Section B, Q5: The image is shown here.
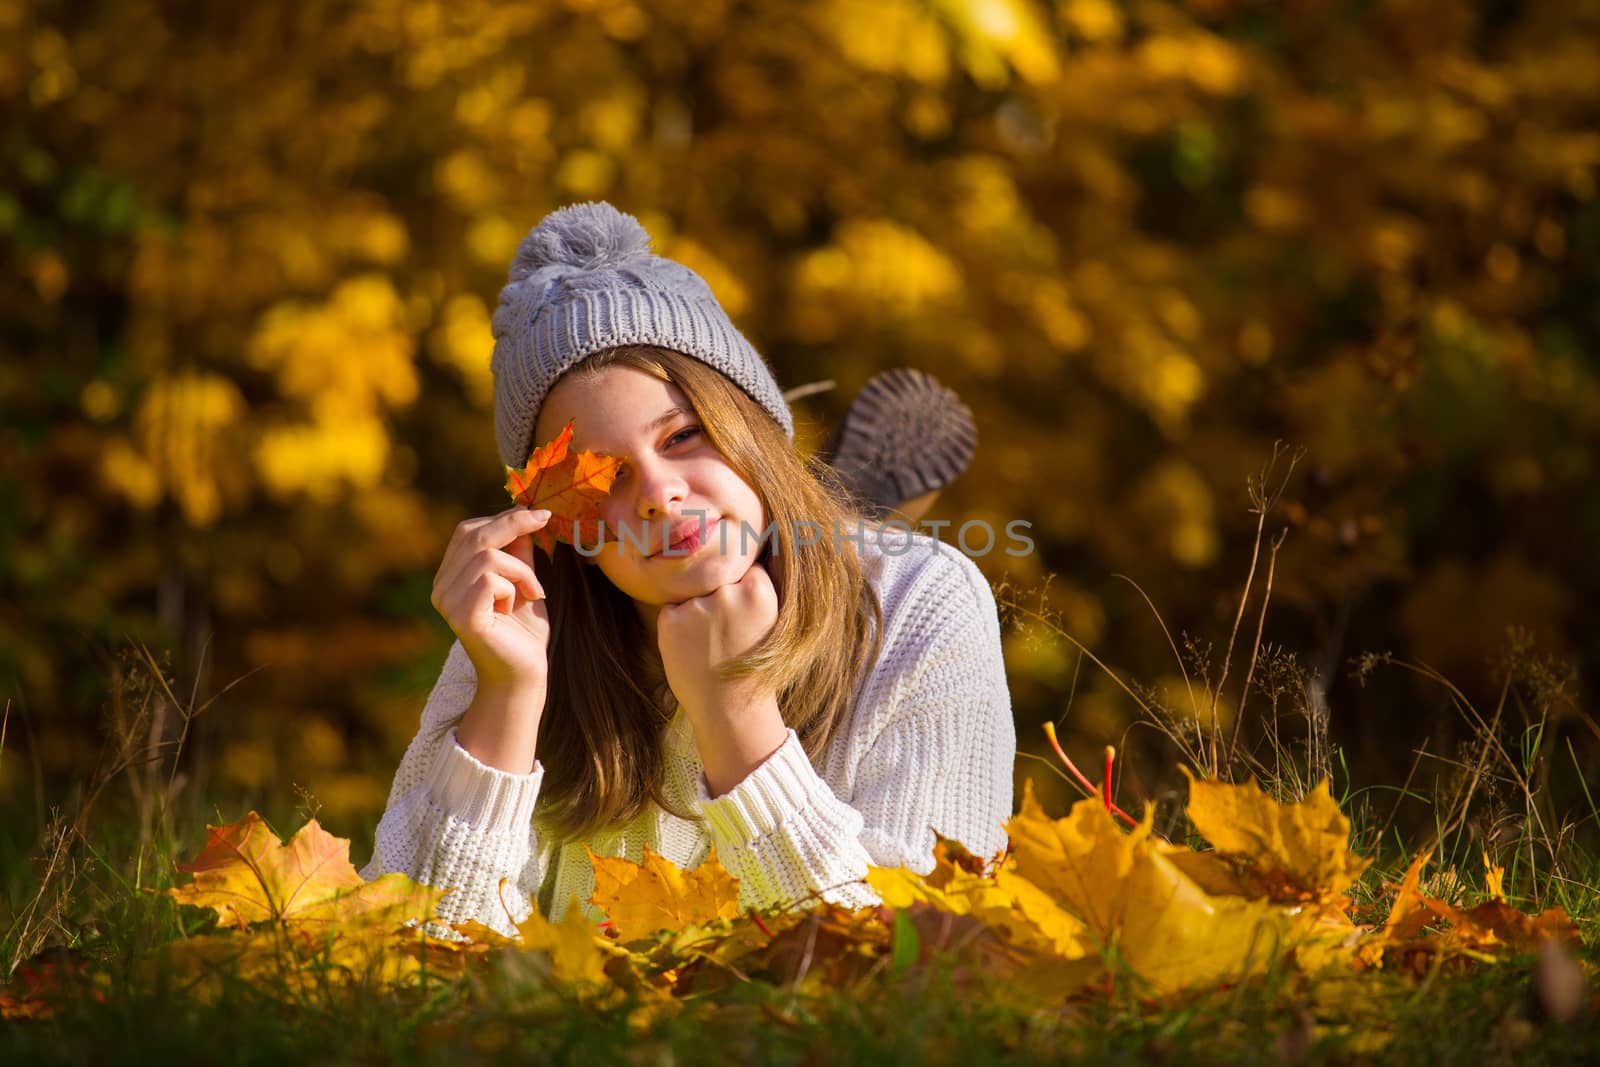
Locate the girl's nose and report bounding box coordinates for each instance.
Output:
[632,460,687,520]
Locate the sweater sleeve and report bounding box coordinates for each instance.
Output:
[692,554,1016,913]
[358,640,548,940]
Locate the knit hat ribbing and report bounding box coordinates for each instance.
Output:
[490,202,793,469]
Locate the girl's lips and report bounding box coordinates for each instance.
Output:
[654,518,719,559]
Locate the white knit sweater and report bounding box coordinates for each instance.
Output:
[359,529,1016,938]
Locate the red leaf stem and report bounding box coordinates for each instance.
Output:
[1103,746,1115,816]
[1043,723,1137,826]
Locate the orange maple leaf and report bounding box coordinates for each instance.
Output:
[504,418,622,555]
[161,811,447,933]
[1355,849,1582,975]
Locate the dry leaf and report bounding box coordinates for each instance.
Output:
[510,891,612,987]
[587,844,742,942]
[1174,767,1371,904]
[867,846,1089,960]
[161,811,447,933]
[504,418,622,554]
[1358,849,1581,971]
[1005,779,1292,994]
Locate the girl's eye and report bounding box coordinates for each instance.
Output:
[612,427,700,483]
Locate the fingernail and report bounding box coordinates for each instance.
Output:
[532,509,551,520]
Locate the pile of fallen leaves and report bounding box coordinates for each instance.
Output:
[2,771,1586,1030]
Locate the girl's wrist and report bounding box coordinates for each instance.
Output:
[474,675,547,702]
[456,682,546,775]
[690,691,788,798]
[680,683,775,726]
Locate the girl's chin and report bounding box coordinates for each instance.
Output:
[661,555,755,596]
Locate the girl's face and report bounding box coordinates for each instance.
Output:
[534,365,768,611]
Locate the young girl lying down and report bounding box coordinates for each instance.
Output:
[360,202,1016,937]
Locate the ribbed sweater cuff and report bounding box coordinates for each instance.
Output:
[424,726,544,836]
[695,728,830,846]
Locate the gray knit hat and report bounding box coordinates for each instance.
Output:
[490,202,793,469]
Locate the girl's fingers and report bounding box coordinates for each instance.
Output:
[450,550,543,605]
[453,504,522,538]
[490,548,544,601]
[504,529,537,570]
[438,508,550,592]
[492,507,551,547]
[440,571,513,621]
[457,507,550,553]
[475,572,517,616]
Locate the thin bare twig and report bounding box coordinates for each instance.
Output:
[1208,442,1302,775]
[1227,527,1288,770]
[787,913,821,996]
[780,379,836,403]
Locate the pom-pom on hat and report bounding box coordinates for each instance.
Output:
[822,368,977,516]
[490,202,793,469]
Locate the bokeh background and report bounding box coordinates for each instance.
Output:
[3,0,1597,853]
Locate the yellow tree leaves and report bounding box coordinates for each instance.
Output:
[18,0,1600,807]
[250,274,418,502]
[504,418,622,554]
[512,893,614,987]
[103,274,421,515]
[100,371,252,526]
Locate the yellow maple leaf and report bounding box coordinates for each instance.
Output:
[161,811,447,932]
[993,866,1095,959]
[587,844,742,942]
[866,850,1089,960]
[1005,778,1291,994]
[1004,778,1146,934]
[511,891,613,987]
[1174,766,1371,902]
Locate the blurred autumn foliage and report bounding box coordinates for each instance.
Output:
[2,0,1597,830]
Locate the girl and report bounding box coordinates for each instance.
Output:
[360,202,1016,937]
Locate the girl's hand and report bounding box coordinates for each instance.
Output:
[657,561,780,722]
[431,505,552,696]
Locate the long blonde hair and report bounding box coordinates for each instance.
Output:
[530,345,885,842]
